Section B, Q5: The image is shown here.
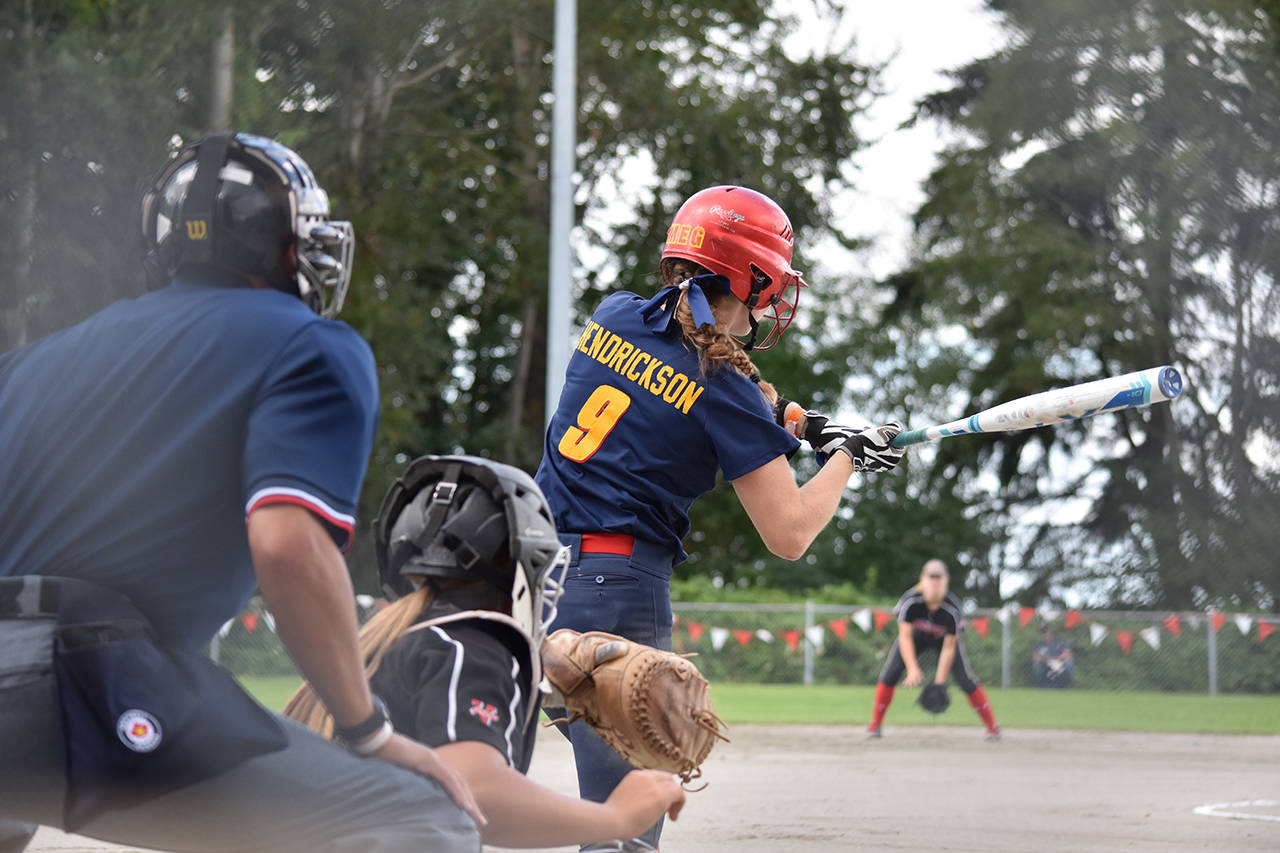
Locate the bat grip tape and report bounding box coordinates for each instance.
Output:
[890,429,927,448]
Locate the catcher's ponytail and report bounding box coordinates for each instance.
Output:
[283,585,433,736]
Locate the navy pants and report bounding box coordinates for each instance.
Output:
[544,534,674,851]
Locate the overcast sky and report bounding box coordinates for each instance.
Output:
[787,1,1006,280]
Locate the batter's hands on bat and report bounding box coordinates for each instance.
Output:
[791,410,857,464]
[605,770,687,840]
[374,731,488,828]
[838,422,906,473]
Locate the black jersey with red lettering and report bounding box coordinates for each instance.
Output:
[893,590,964,645]
[371,618,538,773]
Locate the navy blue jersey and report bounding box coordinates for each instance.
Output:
[372,620,537,774]
[894,590,965,644]
[535,292,799,562]
[0,274,378,650]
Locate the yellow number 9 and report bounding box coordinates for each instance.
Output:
[558,385,632,463]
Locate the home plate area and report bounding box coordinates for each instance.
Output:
[30,725,1280,852]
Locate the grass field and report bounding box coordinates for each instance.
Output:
[240,676,1280,735]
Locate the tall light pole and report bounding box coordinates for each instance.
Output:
[545,0,576,427]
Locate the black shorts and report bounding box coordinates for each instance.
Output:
[878,635,981,694]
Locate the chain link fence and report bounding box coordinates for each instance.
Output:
[670,603,1279,694]
[210,597,1279,695]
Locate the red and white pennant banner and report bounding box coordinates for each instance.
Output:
[668,609,1277,653]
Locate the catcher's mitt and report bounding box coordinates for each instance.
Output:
[542,629,728,786]
[918,682,951,714]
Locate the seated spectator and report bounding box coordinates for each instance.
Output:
[1033,623,1074,687]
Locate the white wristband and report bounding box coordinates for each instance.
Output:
[348,719,394,756]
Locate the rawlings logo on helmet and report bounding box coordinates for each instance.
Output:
[708,205,746,224]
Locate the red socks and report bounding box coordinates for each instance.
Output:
[967,685,999,733]
[868,682,894,731]
[870,683,997,734]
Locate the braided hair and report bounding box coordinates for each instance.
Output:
[659,258,779,407]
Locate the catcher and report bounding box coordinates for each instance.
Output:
[285,456,685,849]
[865,559,1001,740]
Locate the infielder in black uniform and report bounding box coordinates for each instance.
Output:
[866,560,1001,739]
[286,455,686,849]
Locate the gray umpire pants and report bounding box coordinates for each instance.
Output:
[0,618,479,853]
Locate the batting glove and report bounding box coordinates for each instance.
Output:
[797,410,861,466]
[836,421,906,473]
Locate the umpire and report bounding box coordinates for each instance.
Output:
[0,133,481,852]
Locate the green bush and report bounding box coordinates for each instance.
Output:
[673,596,1280,694]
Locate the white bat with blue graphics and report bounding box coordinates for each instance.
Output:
[888,365,1184,448]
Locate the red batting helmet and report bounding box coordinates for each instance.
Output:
[660,185,806,350]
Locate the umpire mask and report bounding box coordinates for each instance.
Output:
[140,132,354,317]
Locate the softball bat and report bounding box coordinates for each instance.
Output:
[890,365,1183,448]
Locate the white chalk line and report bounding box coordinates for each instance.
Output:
[1192,799,1280,823]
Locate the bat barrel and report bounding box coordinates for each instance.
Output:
[887,365,1184,451]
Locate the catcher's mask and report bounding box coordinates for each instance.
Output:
[659,185,806,351]
[374,455,569,648]
[140,132,354,317]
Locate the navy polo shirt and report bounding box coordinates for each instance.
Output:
[0,272,378,650]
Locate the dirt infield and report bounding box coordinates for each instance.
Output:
[29,725,1279,852]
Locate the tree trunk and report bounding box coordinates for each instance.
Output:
[502,17,550,465]
[505,297,539,462]
[208,4,234,131]
[10,0,40,350]
[1143,30,1189,605]
[1228,247,1257,500]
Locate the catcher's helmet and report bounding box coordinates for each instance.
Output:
[374,455,569,647]
[660,185,806,350]
[140,132,354,317]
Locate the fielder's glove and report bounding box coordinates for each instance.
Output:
[918,682,951,714]
[798,412,905,472]
[542,629,728,786]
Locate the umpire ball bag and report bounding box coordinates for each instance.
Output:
[0,576,287,830]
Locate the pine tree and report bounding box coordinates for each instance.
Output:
[884,0,1280,608]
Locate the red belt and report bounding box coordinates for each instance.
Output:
[580,533,635,556]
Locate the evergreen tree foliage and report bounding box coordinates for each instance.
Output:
[885,0,1280,609]
[5,1,944,595]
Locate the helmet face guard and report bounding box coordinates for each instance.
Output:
[374,455,568,648]
[740,266,804,351]
[140,132,354,318]
[661,185,806,350]
[291,183,355,318]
